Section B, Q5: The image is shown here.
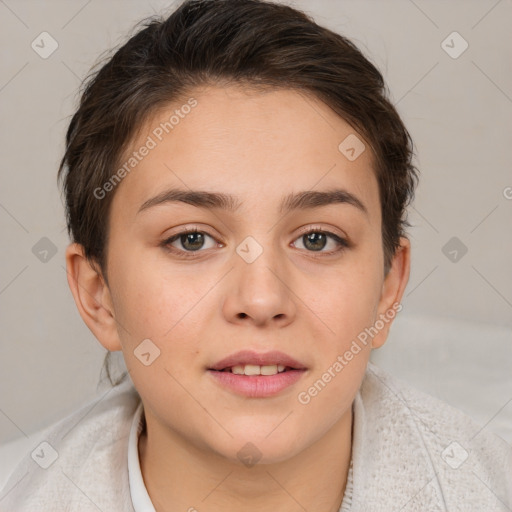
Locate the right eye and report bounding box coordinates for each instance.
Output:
[161,229,221,258]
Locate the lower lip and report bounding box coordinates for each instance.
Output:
[207,369,306,398]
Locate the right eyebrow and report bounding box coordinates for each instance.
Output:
[137,189,241,214]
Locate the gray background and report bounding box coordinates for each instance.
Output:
[1,0,511,486]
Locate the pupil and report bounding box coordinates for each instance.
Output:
[182,232,204,251]
[304,232,326,251]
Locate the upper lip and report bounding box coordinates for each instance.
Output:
[209,350,307,371]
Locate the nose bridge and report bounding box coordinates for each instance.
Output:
[222,231,296,326]
[236,232,285,295]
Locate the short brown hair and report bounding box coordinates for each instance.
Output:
[58,0,419,386]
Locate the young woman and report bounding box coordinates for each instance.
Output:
[1,0,510,510]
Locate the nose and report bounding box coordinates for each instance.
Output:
[222,242,297,328]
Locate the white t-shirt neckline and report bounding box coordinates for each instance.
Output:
[128,401,156,512]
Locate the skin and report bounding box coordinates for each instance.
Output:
[65,84,410,512]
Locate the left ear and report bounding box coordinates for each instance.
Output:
[371,237,411,349]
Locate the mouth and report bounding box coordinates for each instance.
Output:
[212,364,295,376]
[207,350,307,398]
[208,349,307,372]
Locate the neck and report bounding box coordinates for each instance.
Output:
[138,404,353,512]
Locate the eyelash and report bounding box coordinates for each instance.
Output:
[161,226,349,259]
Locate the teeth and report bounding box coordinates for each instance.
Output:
[244,364,261,376]
[231,365,245,375]
[229,364,287,376]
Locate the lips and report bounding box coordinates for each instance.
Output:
[207,350,308,398]
[208,350,307,372]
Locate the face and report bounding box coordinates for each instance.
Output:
[83,85,408,464]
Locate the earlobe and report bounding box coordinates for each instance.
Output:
[371,237,411,349]
[64,243,122,352]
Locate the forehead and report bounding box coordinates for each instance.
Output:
[109,85,380,221]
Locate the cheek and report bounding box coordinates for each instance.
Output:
[312,262,383,344]
[109,248,207,345]
[295,269,380,422]
[111,263,207,397]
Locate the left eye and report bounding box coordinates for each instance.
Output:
[292,229,348,253]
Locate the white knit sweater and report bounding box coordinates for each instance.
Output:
[1,362,510,511]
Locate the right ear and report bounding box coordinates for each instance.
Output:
[64,243,122,351]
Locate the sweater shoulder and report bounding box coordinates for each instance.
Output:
[0,378,141,511]
[363,362,512,509]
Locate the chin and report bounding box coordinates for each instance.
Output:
[214,429,309,467]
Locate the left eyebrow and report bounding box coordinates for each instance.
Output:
[280,189,368,216]
[137,188,368,216]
